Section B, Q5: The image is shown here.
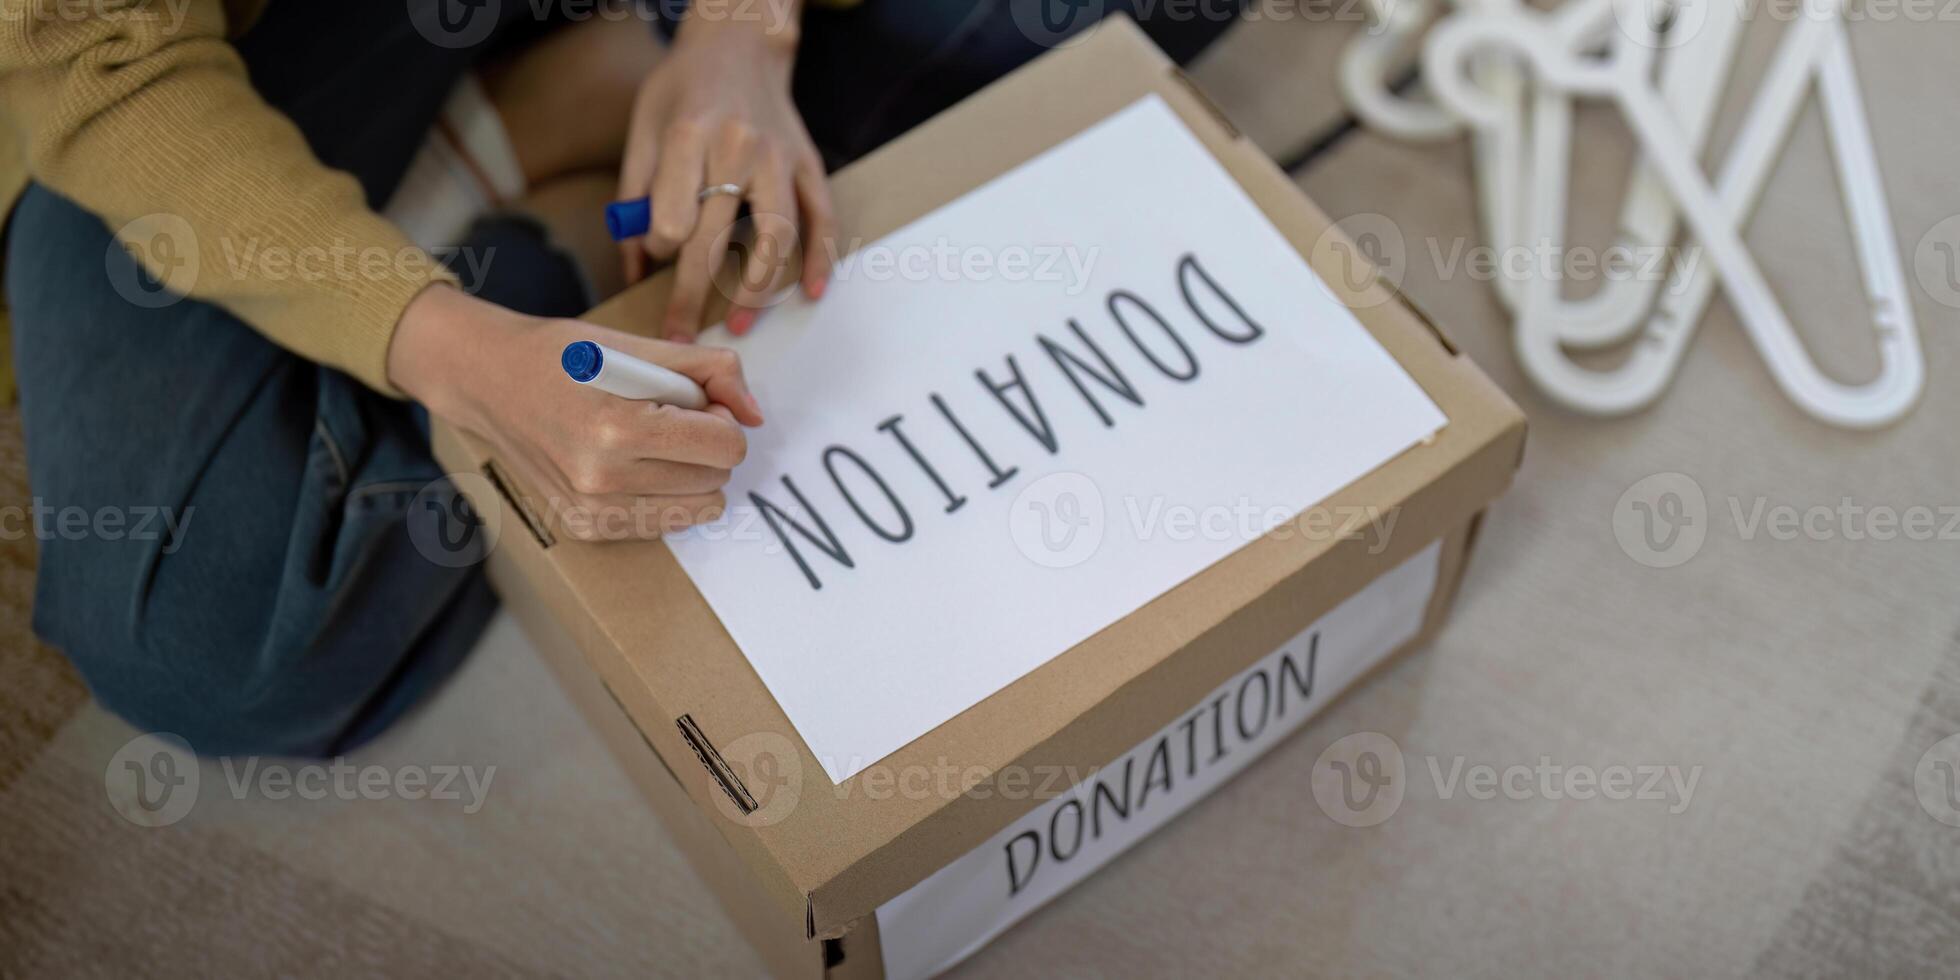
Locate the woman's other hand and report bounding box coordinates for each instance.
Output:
[617,4,833,342]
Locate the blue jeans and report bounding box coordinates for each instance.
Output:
[6,2,583,758]
[8,191,598,756]
[7,1,1240,757]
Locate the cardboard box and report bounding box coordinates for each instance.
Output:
[430,17,1525,978]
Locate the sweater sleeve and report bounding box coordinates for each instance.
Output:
[0,1,455,395]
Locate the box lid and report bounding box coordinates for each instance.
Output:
[433,16,1525,939]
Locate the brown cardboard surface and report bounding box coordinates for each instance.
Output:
[483,550,820,980]
[504,507,1484,979]
[430,15,1524,944]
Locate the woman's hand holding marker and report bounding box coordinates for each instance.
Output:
[389,285,762,542]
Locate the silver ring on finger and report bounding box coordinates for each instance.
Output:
[697,182,745,202]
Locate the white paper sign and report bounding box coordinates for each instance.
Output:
[873,540,1442,980]
[667,95,1447,783]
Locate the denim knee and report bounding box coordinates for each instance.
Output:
[6,185,492,758]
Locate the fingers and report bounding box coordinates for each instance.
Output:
[550,400,749,541]
[727,163,798,336]
[645,342,763,426]
[664,118,764,342]
[479,437,726,543]
[560,408,742,493]
[591,400,746,470]
[616,103,665,286]
[664,188,742,342]
[631,403,747,469]
[556,491,728,541]
[611,457,733,496]
[795,158,835,299]
[615,114,708,289]
[645,121,708,262]
[619,111,833,335]
[556,446,733,501]
[548,399,747,541]
[592,330,762,426]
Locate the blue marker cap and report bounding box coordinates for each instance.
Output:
[605,198,651,241]
[562,341,603,383]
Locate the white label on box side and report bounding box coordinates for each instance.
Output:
[666,93,1448,783]
[874,539,1442,980]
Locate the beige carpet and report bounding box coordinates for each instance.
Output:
[5,11,1960,978]
[0,408,86,795]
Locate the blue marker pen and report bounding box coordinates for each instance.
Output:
[562,341,708,410]
[608,182,746,242]
[604,198,651,242]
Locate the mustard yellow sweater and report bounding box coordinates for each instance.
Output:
[0,0,450,396]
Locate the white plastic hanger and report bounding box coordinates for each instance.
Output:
[1343,0,1720,330]
[1342,0,1537,314]
[1340,0,1462,141]
[1544,0,1745,347]
[1426,0,1924,427]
